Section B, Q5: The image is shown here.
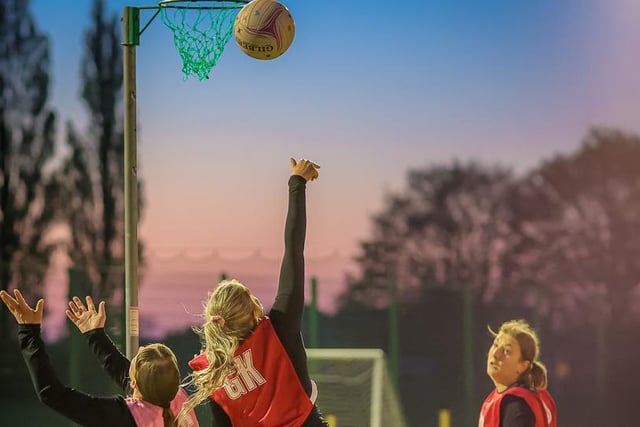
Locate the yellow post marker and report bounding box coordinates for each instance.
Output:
[326,414,337,427]
[439,409,451,427]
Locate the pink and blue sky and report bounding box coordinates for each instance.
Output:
[31,0,640,339]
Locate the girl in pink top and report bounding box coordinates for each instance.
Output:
[1,289,199,427]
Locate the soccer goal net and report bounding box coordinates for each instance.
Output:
[306,348,408,427]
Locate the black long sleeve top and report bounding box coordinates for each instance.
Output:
[500,394,536,427]
[18,324,137,427]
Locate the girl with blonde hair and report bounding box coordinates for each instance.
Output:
[178,158,329,427]
[479,319,558,427]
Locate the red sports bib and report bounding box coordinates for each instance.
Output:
[189,317,313,427]
[479,386,557,427]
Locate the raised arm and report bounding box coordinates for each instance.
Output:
[1,290,135,426]
[270,158,319,335]
[66,296,131,392]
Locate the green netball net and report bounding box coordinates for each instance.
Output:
[159,1,248,80]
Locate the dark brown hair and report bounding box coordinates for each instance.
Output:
[134,343,180,427]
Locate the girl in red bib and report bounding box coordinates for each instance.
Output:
[479,319,558,427]
[177,158,328,427]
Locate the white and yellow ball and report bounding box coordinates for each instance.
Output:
[234,0,295,60]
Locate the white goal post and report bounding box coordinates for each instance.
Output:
[306,348,408,427]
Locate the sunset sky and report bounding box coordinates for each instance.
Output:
[29,0,640,339]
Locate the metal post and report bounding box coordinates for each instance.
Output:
[389,282,399,390]
[67,268,82,388]
[370,353,384,427]
[122,6,140,359]
[595,319,607,425]
[463,283,475,427]
[310,277,318,348]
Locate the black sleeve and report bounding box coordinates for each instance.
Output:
[17,324,137,427]
[84,328,132,393]
[500,395,536,427]
[270,174,307,332]
[268,174,314,396]
[209,399,232,427]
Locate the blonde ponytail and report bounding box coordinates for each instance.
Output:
[176,324,238,424]
[177,279,264,425]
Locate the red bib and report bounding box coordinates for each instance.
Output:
[479,386,557,427]
[189,317,313,427]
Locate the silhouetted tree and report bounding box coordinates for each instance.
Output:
[507,127,640,327]
[52,0,144,304]
[0,0,58,337]
[340,161,518,307]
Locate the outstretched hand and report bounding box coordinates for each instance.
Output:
[66,296,106,333]
[290,157,320,182]
[0,289,44,325]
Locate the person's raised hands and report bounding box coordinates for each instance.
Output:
[0,289,44,325]
[66,296,106,333]
[290,157,320,182]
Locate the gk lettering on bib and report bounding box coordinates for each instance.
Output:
[223,349,266,399]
